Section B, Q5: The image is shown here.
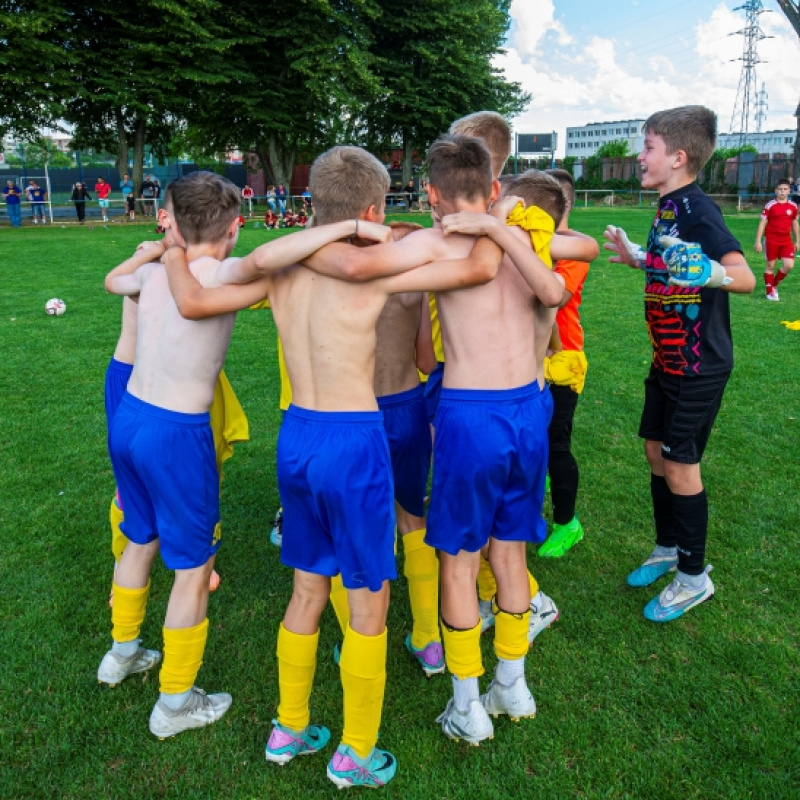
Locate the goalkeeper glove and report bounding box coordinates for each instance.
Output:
[659,236,732,288]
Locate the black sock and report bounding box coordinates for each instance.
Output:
[672,490,707,576]
[651,474,676,548]
[549,450,578,525]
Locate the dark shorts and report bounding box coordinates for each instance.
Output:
[377,384,431,517]
[423,361,445,424]
[126,195,135,211]
[638,367,730,464]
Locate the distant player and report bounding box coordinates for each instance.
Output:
[754,178,799,301]
[604,105,755,622]
[95,177,111,223]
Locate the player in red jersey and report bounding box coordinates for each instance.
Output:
[754,178,799,301]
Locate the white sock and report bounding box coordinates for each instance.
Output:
[652,545,677,560]
[112,637,139,658]
[495,657,525,687]
[452,675,479,713]
[677,569,706,590]
[160,689,192,710]
[530,590,543,612]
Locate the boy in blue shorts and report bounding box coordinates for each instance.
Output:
[166,143,511,786]
[604,106,755,621]
[98,171,379,739]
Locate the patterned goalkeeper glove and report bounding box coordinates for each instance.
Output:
[659,236,732,288]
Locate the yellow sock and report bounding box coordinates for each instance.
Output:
[109,495,128,562]
[494,606,531,662]
[441,619,484,680]
[477,557,497,602]
[160,618,209,695]
[111,581,149,643]
[276,623,319,732]
[339,625,387,759]
[329,573,350,636]
[528,571,539,601]
[403,529,440,648]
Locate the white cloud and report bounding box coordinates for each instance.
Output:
[496,0,800,154]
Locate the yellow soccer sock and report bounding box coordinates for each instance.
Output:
[111,581,150,643]
[494,605,531,662]
[402,529,440,648]
[329,573,350,636]
[441,619,484,680]
[339,625,387,759]
[109,494,128,563]
[528,571,539,602]
[276,623,319,732]
[477,557,497,602]
[160,618,209,695]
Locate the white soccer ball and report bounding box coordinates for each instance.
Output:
[45,298,66,316]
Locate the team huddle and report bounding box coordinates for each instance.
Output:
[96,106,755,789]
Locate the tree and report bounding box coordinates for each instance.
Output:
[183,0,380,188]
[776,1,800,177]
[361,0,529,183]
[62,1,238,188]
[0,1,70,138]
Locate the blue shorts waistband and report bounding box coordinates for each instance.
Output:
[121,392,211,426]
[108,357,134,375]
[377,384,424,408]
[286,404,384,425]
[439,381,543,404]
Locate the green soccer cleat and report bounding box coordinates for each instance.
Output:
[538,517,584,558]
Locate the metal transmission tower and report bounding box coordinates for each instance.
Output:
[728,1,772,146]
[755,82,769,132]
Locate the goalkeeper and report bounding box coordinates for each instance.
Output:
[603,105,754,622]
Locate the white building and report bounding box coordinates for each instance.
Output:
[717,129,796,157]
[565,119,646,157]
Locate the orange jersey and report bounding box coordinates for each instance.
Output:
[554,259,589,352]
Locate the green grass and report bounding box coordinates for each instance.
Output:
[1,209,798,799]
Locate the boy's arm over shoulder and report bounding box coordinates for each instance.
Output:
[439,196,563,306]
[304,226,447,281]
[233,219,391,283]
[105,240,167,296]
[550,229,599,262]
[165,247,272,319]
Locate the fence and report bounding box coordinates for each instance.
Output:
[571,189,768,212]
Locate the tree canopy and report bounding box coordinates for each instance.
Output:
[1,1,528,185]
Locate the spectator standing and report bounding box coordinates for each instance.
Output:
[28,180,48,224]
[120,174,135,220]
[71,182,92,223]
[266,185,277,211]
[95,177,112,222]
[276,183,288,213]
[3,180,22,227]
[242,184,255,216]
[140,174,157,216]
[404,179,416,211]
[301,186,312,214]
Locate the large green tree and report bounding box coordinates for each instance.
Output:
[775,1,800,177]
[184,0,380,187]
[361,0,529,183]
[0,1,69,138]
[62,0,238,188]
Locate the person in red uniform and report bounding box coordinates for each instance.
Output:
[754,178,799,301]
[95,177,112,223]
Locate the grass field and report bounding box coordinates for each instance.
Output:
[1,209,798,800]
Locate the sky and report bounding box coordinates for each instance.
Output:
[496,0,800,155]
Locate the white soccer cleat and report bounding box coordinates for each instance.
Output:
[436,698,494,745]
[528,592,559,644]
[97,646,161,687]
[481,676,537,721]
[149,686,232,739]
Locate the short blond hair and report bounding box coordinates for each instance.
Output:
[501,170,565,228]
[310,146,389,224]
[426,134,493,205]
[167,171,241,245]
[449,111,512,179]
[644,106,717,176]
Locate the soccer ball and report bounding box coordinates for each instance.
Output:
[45,298,66,316]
